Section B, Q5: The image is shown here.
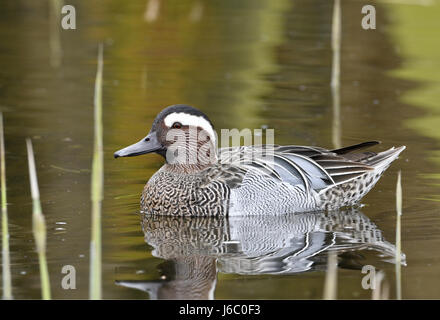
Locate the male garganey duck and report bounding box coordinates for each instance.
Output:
[114,104,405,216]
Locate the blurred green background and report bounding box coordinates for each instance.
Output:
[0,0,439,299]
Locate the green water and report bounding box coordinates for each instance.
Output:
[0,0,439,299]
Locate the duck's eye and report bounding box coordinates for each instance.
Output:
[172,122,182,129]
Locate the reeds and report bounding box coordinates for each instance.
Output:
[144,0,160,22]
[89,44,104,300]
[372,271,389,300]
[395,170,402,299]
[49,0,63,68]
[26,139,51,300]
[323,251,338,300]
[331,0,342,149]
[1,113,12,299]
[323,0,340,301]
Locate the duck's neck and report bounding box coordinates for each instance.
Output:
[163,163,215,174]
[162,140,218,173]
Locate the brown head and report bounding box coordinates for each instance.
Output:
[114,104,217,166]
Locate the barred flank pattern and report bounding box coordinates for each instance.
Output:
[141,166,230,217]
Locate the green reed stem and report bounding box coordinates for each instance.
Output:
[89,44,104,300]
[323,251,338,300]
[331,0,342,149]
[372,270,389,300]
[49,0,63,68]
[26,139,51,300]
[1,113,12,300]
[395,170,402,300]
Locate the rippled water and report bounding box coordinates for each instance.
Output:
[0,0,440,299]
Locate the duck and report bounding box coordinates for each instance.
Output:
[114,104,406,216]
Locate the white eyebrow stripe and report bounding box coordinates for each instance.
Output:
[163,112,216,142]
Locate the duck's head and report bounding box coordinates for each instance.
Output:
[114,104,217,165]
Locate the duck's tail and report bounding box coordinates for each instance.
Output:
[364,145,406,169]
[319,145,406,210]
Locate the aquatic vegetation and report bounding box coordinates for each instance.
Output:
[26,139,51,300]
[49,0,62,67]
[89,44,104,300]
[323,251,338,300]
[331,0,341,149]
[372,271,389,300]
[395,171,402,300]
[0,0,435,300]
[0,113,12,300]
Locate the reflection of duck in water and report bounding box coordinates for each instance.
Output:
[116,208,405,299]
[114,105,405,216]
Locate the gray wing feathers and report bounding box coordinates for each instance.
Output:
[217,144,405,192]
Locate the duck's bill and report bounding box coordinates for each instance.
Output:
[114,132,162,158]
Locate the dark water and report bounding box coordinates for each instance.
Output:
[0,0,440,299]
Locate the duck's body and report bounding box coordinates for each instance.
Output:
[140,143,404,216]
[115,105,405,217]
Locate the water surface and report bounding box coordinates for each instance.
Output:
[0,0,439,299]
